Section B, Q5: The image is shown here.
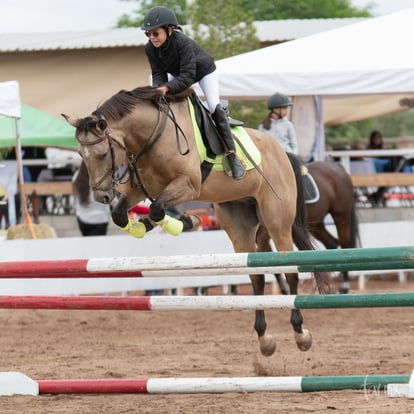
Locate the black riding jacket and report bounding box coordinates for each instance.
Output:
[144,30,216,95]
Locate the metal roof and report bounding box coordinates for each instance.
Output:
[0,18,366,52]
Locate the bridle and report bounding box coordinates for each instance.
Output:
[76,98,190,202]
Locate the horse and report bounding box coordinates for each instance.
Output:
[256,159,359,294]
[62,86,329,357]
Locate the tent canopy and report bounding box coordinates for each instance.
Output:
[217,9,414,125]
[0,103,76,149]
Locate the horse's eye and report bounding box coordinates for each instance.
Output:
[97,151,108,160]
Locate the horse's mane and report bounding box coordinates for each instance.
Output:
[92,86,193,122]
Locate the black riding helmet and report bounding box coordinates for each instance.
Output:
[141,6,179,30]
[267,93,293,109]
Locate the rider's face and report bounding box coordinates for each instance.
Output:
[146,27,169,48]
[271,107,288,119]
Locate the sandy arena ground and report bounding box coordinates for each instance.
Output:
[0,275,413,413]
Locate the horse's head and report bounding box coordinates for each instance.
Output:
[62,113,125,205]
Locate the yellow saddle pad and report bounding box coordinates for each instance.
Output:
[187,99,261,172]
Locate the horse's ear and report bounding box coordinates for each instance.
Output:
[96,119,107,133]
[61,113,78,127]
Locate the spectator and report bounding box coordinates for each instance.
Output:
[367,130,384,150]
[73,161,111,236]
[259,92,299,155]
[366,130,392,206]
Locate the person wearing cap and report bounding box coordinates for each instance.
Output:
[259,93,299,155]
[141,6,245,180]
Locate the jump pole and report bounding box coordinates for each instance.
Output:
[1,372,410,395]
[1,292,414,310]
[1,245,414,277]
[0,261,412,278]
[38,375,411,394]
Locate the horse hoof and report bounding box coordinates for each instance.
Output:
[259,334,276,356]
[294,329,312,351]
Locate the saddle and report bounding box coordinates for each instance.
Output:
[302,168,320,204]
[188,92,251,182]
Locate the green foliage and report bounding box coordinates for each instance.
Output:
[117,0,259,59]
[117,0,373,27]
[117,0,187,28]
[228,100,268,129]
[242,0,373,20]
[325,110,414,148]
[188,0,259,59]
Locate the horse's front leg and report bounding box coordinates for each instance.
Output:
[148,178,202,235]
[111,194,153,238]
[250,274,277,356]
[285,272,313,351]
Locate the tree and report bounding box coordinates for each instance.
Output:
[242,0,372,20]
[117,0,187,28]
[187,0,259,60]
[117,0,259,59]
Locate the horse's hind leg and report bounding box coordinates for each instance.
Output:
[249,273,277,356]
[256,225,289,295]
[268,224,315,352]
[257,223,312,351]
[285,271,313,351]
[215,201,276,357]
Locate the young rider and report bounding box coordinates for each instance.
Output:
[141,6,245,180]
[259,92,299,155]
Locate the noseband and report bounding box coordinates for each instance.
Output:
[76,127,128,192]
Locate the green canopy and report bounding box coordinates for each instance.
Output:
[0,104,76,149]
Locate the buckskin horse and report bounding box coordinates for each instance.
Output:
[256,158,359,294]
[63,86,329,356]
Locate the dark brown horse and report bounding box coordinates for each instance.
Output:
[63,86,329,357]
[257,159,359,294]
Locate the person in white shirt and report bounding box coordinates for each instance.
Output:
[258,92,299,155]
[73,161,111,236]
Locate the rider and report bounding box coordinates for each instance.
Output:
[259,93,299,155]
[141,6,245,180]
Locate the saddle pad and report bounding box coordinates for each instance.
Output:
[187,99,261,171]
[303,172,320,204]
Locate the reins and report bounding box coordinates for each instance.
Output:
[233,135,282,200]
[122,98,190,202]
[78,97,191,203]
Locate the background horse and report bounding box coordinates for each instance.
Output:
[63,86,329,357]
[257,159,359,294]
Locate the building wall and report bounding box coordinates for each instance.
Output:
[1,46,150,118]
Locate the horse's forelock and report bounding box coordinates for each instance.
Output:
[76,116,97,132]
[76,116,102,138]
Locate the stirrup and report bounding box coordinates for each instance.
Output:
[224,151,246,180]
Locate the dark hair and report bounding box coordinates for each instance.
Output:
[260,112,273,130]
[73,161,91,207]
[367,130,383,149]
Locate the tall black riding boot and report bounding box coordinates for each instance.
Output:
[211,103,246,180]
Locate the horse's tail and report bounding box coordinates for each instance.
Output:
[286,152,330,294]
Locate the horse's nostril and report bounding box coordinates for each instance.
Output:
[102,196,110,204]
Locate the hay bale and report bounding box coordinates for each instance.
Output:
[6,223,57,240]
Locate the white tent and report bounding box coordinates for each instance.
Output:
[0,81,20,119]
[217,9,414,126]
